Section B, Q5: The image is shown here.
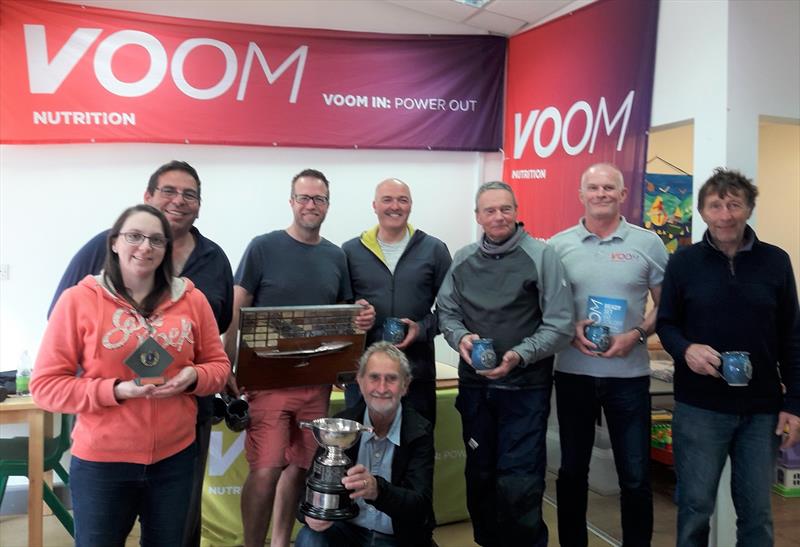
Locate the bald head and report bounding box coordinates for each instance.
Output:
[580,163,624,191]
[579,162,628,222]
[375,178,411,199]
[373,178,412,239]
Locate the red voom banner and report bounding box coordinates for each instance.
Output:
[0,1,505,150]
[503,0,659,236]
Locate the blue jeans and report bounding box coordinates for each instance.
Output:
[554,372,652,547]
[456,384,551,547]
[672,402,779,547]
[182,417,212,547]
[70,443,197,547]
[295,521,399,547]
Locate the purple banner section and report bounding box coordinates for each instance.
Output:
[1,1,506,151]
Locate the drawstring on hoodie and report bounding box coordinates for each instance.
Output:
[94,278,106,360]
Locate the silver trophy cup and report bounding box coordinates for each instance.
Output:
[298,417,373,520]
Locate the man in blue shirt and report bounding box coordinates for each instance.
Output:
[295,341,435,547]
[47,160,233,547]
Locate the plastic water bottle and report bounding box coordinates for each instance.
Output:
[16,350,31,395]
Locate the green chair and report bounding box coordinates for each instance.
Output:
[0,412,75,537]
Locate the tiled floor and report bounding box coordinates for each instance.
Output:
[434,464,683,547]
[1,467,798,546]
[432,495,617,547]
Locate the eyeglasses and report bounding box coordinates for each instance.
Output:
[293,194,330,206]
[155,186,200,203]
[119,232,169,248]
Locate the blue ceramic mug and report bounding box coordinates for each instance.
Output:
[584,324,611,353]
[383,317,408,344]
[471,338,497,370]
[719,351,752,386]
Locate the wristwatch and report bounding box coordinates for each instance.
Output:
[633,326,647,345]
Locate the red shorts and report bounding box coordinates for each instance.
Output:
[244,385,330,470]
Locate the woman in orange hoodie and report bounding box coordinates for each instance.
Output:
[31,204,230,547]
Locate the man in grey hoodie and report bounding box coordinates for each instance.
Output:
[437,181,574,547]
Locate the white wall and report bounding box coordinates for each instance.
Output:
[652,0,800,127]
[651,0,800,238]
[0,144,501,369]
[651,0,730,239]
[728,0,800,121]
[59,0,490,35]
[726,0,800,224]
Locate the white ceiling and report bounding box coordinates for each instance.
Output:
[56,0,595,36]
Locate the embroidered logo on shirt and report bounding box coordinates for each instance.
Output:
[102,307,194,351]
[610,252,640,261]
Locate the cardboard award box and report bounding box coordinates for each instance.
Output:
[234,305,366,391]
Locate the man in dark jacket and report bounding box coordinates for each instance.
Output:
[296,341,435,547]
[343,178,451,425]
[657,168,800,547]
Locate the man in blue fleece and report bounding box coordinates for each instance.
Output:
[657,168,800,547]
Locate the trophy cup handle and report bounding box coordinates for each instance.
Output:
[298,420,314,430]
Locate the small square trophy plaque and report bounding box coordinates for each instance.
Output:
[235,304,366,391]
[123,337,173,385]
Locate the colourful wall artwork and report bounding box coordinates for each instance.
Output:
[644,173,692,253]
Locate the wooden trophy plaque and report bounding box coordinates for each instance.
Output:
[123,336,172,385]
[234,305,366,391]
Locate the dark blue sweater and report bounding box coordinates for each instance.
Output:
[657,228,800,416]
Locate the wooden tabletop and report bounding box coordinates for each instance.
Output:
[0,394,40,413]
[0,394,50,547]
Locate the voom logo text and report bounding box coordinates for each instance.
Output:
[512,90,634,159]
[23,24,308,102]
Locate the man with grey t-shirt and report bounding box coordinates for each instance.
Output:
[224,169,375,547]
[548,163,668,547]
